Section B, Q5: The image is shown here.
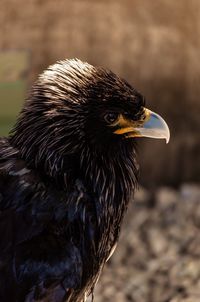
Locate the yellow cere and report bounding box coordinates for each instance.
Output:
[113,109,150,136]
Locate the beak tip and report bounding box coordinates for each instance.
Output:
[165,132,170,144]
[165,127,170,144]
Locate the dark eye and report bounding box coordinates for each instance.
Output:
[104,112,118,124]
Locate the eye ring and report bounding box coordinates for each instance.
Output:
[104,112,119,124]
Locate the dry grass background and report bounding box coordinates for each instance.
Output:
[0,0,200,186]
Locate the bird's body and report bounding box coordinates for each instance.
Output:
[0,59,169,301]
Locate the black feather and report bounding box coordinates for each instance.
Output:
[0,59,143,301]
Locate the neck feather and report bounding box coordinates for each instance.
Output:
[80,142,139,256]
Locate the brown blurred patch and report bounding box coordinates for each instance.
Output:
[0,0,199,185]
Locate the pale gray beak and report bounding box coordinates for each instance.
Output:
[134,109,170,143]
[114,108,170,144]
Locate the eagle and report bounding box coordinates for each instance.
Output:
[0,59,169,302]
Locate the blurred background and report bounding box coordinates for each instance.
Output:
[0,1,200,301]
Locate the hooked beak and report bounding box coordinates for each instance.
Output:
[114,108,170,144]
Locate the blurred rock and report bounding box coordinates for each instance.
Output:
[180,183,200,203]
[134,186,151,204]
[156,186,179,208]
[94,184,200,302]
